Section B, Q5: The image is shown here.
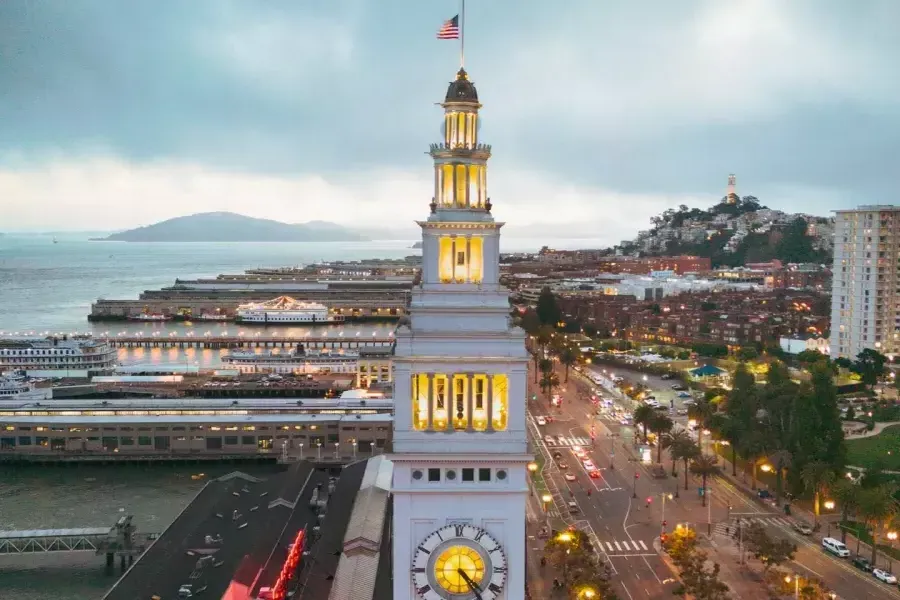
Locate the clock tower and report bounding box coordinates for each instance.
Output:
[390,68,530,600]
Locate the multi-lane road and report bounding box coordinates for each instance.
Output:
[526,362,900,600]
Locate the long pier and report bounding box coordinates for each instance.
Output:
[106,334,395,350]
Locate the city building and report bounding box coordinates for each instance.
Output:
[830,205,900,359]
[779,335,829,355]
[390,68,529,600]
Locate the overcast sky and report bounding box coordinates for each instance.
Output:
[1,0,897,241]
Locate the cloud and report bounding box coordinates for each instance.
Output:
[0,156,709,244]
[0,0,898,232]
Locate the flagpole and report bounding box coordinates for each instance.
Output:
[460,0,466,68]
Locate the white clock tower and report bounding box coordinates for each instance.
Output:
[390,68,530,600]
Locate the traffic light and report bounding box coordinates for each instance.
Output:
[634,473,639,479]
[531,395,537,401]
[662,520,667,528]
[646,497,652,504]
[660,533,668,544]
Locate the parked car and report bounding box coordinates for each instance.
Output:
[660,373,674,380]
[873,568,897,584]
[852,556,874,572]
[671,383,687,391]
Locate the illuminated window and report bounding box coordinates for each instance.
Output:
[491,374,509,431]
[455,164,467,207]
[441,164,454,207]
[437,236,483,284]
[434,374,448,431]
[473,375,488,432]
[412,373,429,431]
[452,375,467,430]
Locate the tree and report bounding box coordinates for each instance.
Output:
[633,404,655,443]
[742,522,796,572]
[857,485,899,564]
[736,346,759,361]
[691,455,719,507]
[559,345,578,382]
[723,363,758,476]
[650,413,674,464]
[675,439,701,491]
[831,479,860,544]
[800,461,836,525]
[543,529,618,599]
[663,430,693,476]
[852,348,888,390]
[536,287,562,327]
[688,397,716,453]
[540,372,560,401]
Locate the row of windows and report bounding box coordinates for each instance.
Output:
[2,424,390,433]
[413,467,507,483]
[0,408,384,417]
[0,435,387,452]
[411,373,509,432]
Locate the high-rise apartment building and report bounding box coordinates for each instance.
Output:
[830,205,900,359]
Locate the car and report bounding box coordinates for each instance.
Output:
[564,472,577,482]
[545,415,554,423]
[567,501,579,514]
[852,556,874,572]
[544,435,555,444]
[677,392,692,398]
[573,448,587,459]
[792,522,813,536]
[536,416,547,426]
[558,461,568,469]
[671,384,687,391]
[661,373,674,380]
[589,470,601,479]
[653,405,669,411]
[873,568,897,584]
[582,460,596,471]
[553,451,563,459]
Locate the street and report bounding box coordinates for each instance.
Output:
[526,360,900,600]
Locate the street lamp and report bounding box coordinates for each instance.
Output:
[784,575,800,599]
[316,442,322,461]
[661,492,673,538]
[334,441,340,459]
[760,464,773,473]
[824,500,836,536]
[351,440,357,458]
[298,443,304,461]
[557,532,573,543]
[528,462,538,474]
[541,493,552,512]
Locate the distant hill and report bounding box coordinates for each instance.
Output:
[92,212,370,242]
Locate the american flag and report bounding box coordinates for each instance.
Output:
[437,15,459,39]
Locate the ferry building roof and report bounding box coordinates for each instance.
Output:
[445,67,479,103]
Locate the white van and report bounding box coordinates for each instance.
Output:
[822,537,850,557]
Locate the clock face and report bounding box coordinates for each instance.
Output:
[412,524,507,600]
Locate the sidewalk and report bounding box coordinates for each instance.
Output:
[525,490,551,599]
[714,454,898,572]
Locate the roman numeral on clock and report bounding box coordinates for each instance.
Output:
[417,584,432,594]
[417,545,430,554]
[494,566,506,573]
[488,583,502,593]
[412,567,425,573]
[455,524,465,537]
[474,530,485,542]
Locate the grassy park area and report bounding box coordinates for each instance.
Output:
[846,424,900,470]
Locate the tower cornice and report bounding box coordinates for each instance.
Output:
[416,220,504,230]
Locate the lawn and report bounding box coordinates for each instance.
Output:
[846,424,900,470]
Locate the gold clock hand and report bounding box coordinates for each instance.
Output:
[457,568,483,600]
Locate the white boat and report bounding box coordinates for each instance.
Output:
[0,336,117,377]
[196,313,231,321]
[235,296,344,324]
[128,313,172,322]
[222,345,358,374]
[0,375,53,401]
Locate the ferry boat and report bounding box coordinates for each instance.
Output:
[196,312,231,322]
[0,375,53,400]
[222,344,358,375]
[235,296,344,324]
[0,335,116,377]
[128,313,172,322]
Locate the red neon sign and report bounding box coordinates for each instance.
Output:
[271,528,306,600]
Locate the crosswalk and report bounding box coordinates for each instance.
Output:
[545,436,591,447]
[712,515,794,537]
[599,539,651,554]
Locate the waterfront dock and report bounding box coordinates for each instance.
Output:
[105,334,395,350]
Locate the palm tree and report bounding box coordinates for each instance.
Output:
[663,430,692,476]
[800,461,836,526]
[675,439,701,491]
[559,345,578,382]
[857,485,900,564]
[687,397,715,452]
[536,325,554,359]
[633,404,655,443]
[691,454,719,507]
[539,358,554,377]
[831,479,860,544]
[650,413,674,464]
[540,372,560,401]
[529,345,541,383]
